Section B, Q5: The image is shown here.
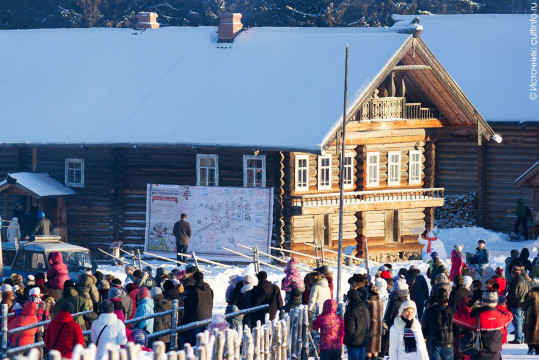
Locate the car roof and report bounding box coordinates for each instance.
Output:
[3,241,89,253]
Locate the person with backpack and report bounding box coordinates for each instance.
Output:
[454,291,513,360]
[44,302,84,359]
[421,288,455,360]
[90,300,127,359]
[514,198,531,240]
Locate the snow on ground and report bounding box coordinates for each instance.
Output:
[97,226,539,358]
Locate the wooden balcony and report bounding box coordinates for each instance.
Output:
[360,97,442,121]
[291,187,445,215]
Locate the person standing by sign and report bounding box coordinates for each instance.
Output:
[173,213,191,263]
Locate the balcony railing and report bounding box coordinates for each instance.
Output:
[292,187,445,208]
[359,98,442,121]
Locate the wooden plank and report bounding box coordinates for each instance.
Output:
[346,119,444,132]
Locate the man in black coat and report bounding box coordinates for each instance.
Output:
[421,287,455,360]
[173,213,192,262]
[248,271,283,325]
[506,265,530,344]
[181,271,213,347]
[344,289,370,360]
[406,265,429,319]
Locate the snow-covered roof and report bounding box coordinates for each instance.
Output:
[514,161,539,187]
[392,14,539,123]
[0,173,76,197]
[0,26,411,152]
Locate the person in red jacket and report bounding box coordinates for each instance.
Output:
[491,267,507,296]
[454,291,513,360]
[313,299,345,360]
[47,252,70,301]
[8,301,38,347]
[44,302,84,359]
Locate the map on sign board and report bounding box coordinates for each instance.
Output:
[144,184,273,262]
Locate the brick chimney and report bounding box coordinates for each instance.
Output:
[136,12,159,30]
[218,13,243,42]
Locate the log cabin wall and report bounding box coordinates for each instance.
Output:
[0,146,285,254]
[435,123,538,233]
[284,109,441,261]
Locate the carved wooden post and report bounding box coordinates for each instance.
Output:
[216,331,225,360]
[177,350,187,360]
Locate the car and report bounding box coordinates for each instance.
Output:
[2,236,92,281]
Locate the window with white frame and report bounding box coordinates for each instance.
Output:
[366,152,379,187]
[343,153,354,189]
[318,155,332,190]
[295,155,309,192]
[243,155,266,187]
[197,154,218,186]
[409,150,422,185]
[388,151,401,186]
[65,158,84,187]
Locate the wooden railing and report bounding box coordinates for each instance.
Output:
[359,98,442,120]
[291,187,445,208]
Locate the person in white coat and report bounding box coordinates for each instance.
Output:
[389,300,429,360]
[6,217,21,243]
[91,300,127,359]
[308,273,332,316]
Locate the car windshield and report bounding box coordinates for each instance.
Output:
[58,251,92,269]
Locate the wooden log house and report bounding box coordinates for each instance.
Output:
[0,15,503,261]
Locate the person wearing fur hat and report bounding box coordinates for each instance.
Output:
[344,289,370,360]
[389,300,429,360]
[77,269,99,310]
[426,252,446,286]
[366,284,383,360]
[522,277,539,355]
[454,290,513,360]
[91,300,128,359]
[282,257,305,298]
[316,265,334,299]
[450,244,464,280]
[228,273,257,312]
[313,299,345,360]
[381,275,410,358]
[405,265,429,320]
[308,272,331,318]
[134,287,154,334]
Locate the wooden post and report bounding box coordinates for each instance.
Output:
[336,44,349,304]
[253,327,261,360]
[47,350,62,360]
[137,249,143,270]
[170,299,179,350]
[364,237,369,272]
[313,239,320,268]
[253,246,260,274]
[192,252,200,269]
[319,239,325,266]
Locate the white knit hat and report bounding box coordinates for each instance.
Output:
[398,300,417,317]
[531,277,539,289]
[463,276,473,290]
[1,284,12,293]
[150,287,162,298]
[393,275,409,291]
[29,287,40,297]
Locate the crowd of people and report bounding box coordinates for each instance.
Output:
[1,239,539,360]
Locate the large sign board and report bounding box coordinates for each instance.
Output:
[145,184,273,262]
